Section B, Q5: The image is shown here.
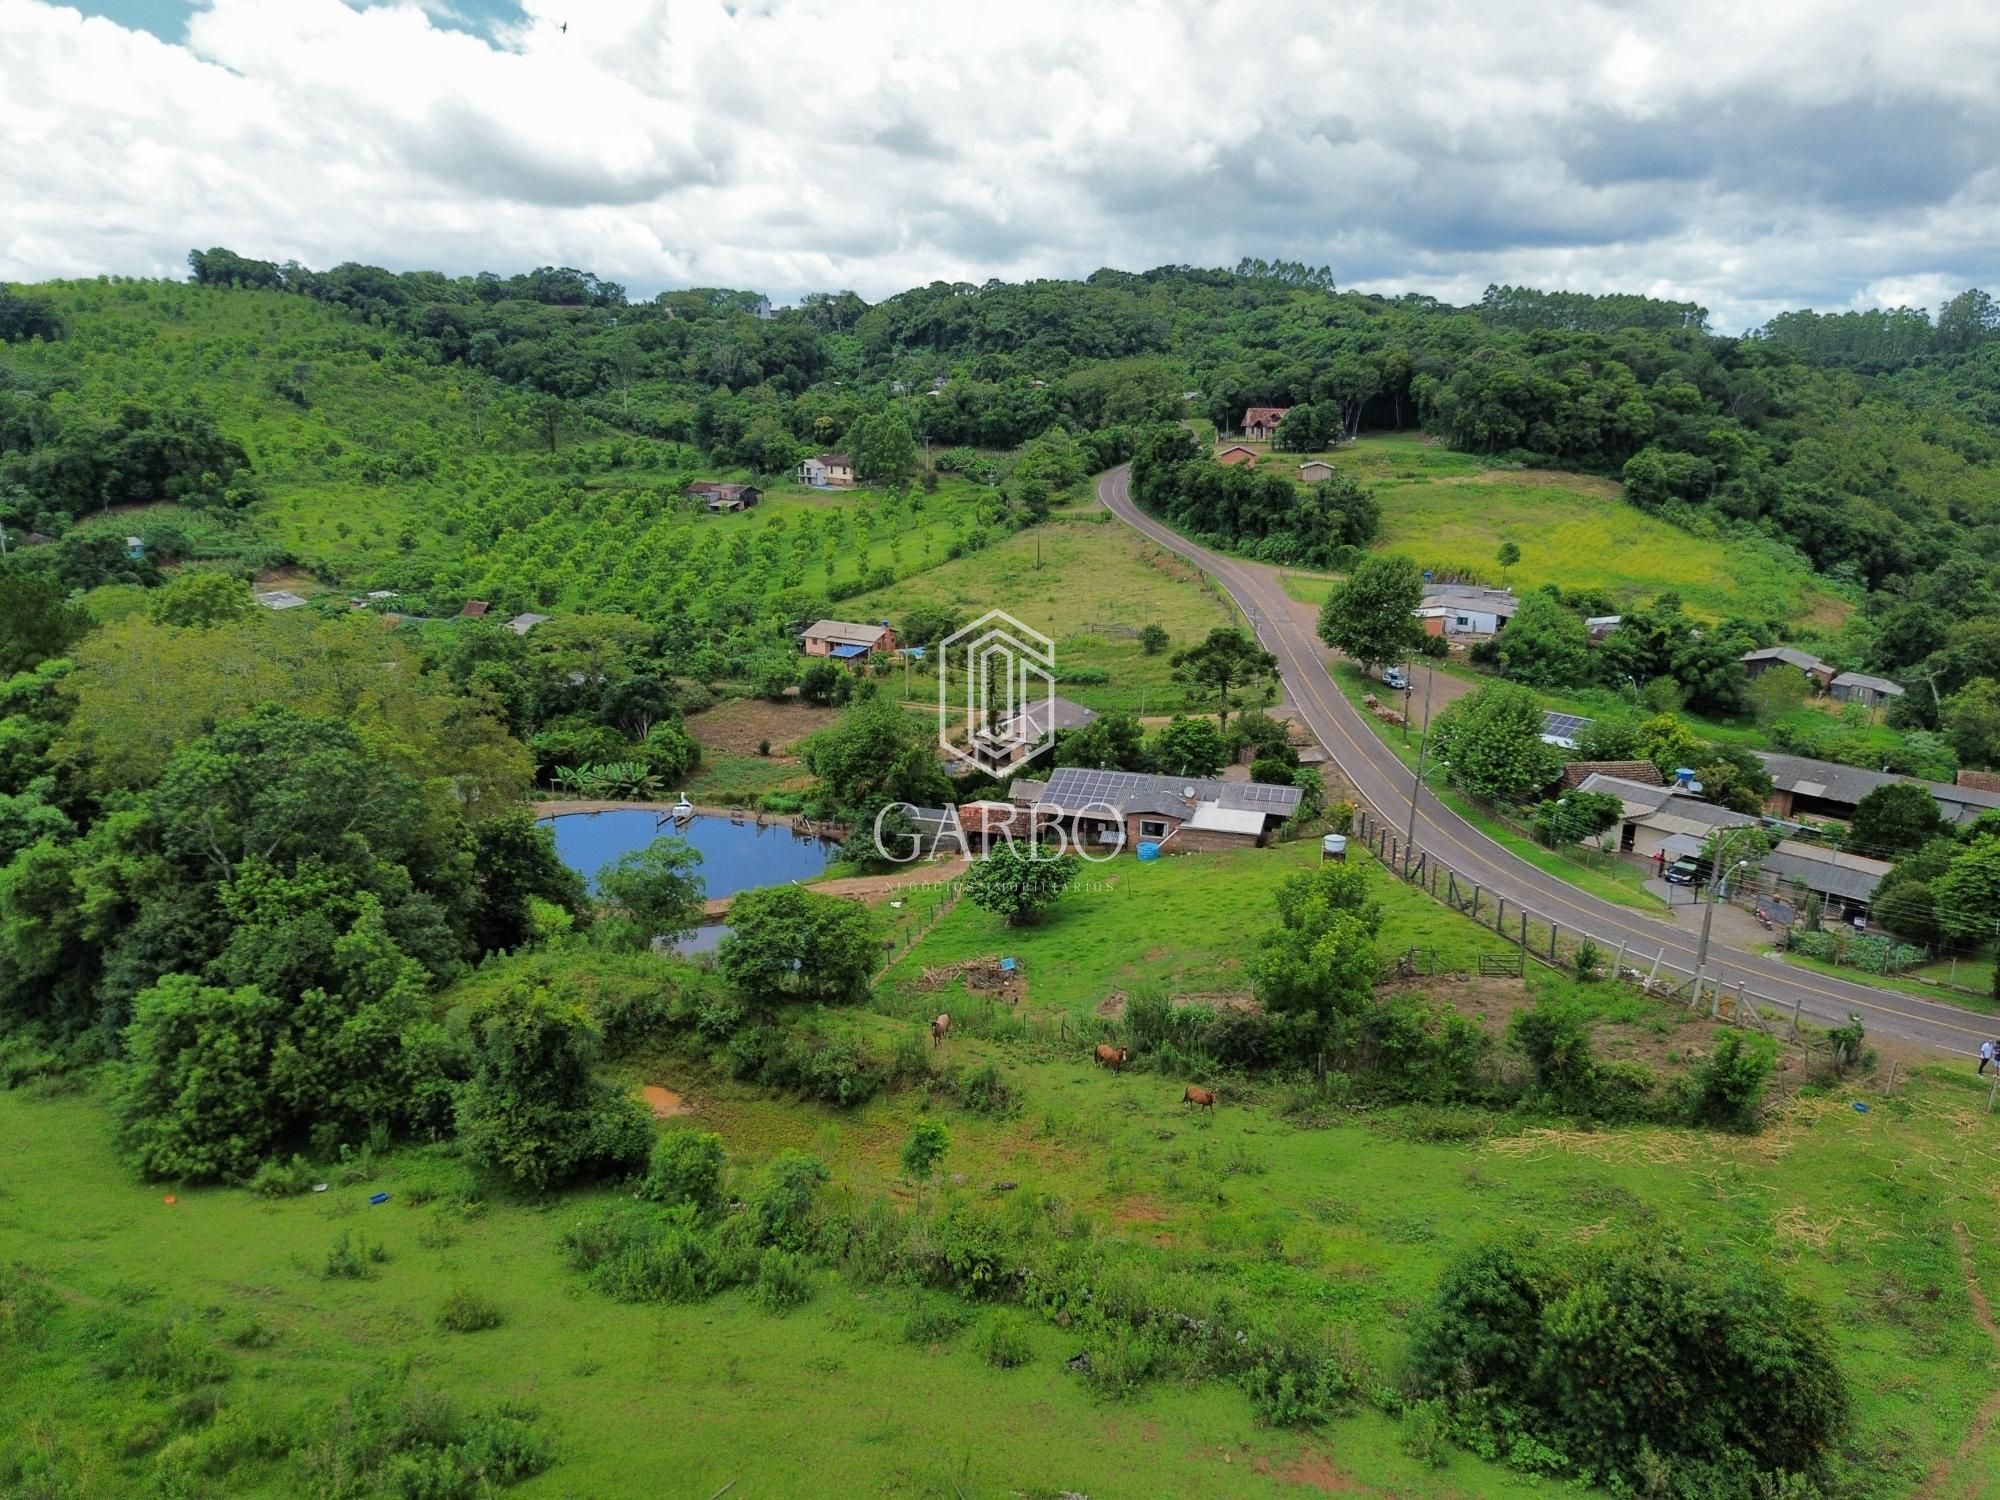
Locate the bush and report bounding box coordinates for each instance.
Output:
[1,1263,60,1346]
[977,1310,1034,1369]
[1688,1029,1776,1130]
[750,1150,830,1251]
[639,1131,725,1214]
[560,1203,726,1304]
[1400,1397,1449,1467]
[323,1230,388,1280]
[1406,1235,1848,1490]
[434,1287,504,1334]
[751,1247,813,1312]
[1508,1001,1596,1111]
[247,1155,316,1198]
[902,1300,965,1345]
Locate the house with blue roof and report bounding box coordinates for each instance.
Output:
[803,618,895,661]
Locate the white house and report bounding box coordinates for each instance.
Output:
[1416,584,1518,637]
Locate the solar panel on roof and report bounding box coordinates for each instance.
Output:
[1541,711,1593,741]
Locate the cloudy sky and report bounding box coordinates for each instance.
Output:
[4,0,1997,330]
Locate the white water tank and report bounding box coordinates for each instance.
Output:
[1321,833,1348,862]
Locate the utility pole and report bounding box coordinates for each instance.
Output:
[1403,659,1437,868]
[1691,827,1758,1015]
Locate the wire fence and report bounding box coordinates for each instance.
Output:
[1350,807,1842,1042]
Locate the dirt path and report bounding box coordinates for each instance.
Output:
[1914,1222,2000,1498]
[701,858,965,918]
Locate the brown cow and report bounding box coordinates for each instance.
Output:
[931,1013,951,1049]
[1183,1086,1217,1111]
[1094,1044,1129,1072]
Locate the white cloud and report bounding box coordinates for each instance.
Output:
[2,0,1997,327]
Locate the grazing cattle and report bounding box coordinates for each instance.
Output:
[931,1013,951,1049]
[1183,1086,1217,1111]
[1094,1044,1129,1072]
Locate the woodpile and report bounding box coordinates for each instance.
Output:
[918,956,1022,996]
[1359,693,1406,729]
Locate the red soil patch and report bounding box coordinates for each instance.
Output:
[1110,1195,1169,1227]
[1251,1450,1368,1492]
[642,1086,690,1119]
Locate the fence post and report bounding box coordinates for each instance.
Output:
[1789,991,1804,1038]
[1470,886,1480,920]
[1495,896,1506,933]
[1646,950,1664,988]
[1548,924,1558,964]
[1520,912,1528,951]
[1447,872,1458,907]
[1614,939,1629,979]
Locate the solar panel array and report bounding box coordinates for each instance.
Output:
[1541,710,1594,742]
[1235,783,1297,805]
[1039,767,1300,810]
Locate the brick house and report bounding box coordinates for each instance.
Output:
[802,619,895,660]
[1009,766,1302,854]
[1242,406,1290,441]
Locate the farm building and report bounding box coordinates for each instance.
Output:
[971,694,1098,772]
[255,589,309,610]
[1298,460,1336,483]
[1741,645,1831,685]
[507,613,549,635]
[797,453,855,488]
[1828,671,1904,708]
[1756,752,2000,827]
[1011,766,1302,854]
[954,800,1035,853]
[1416,584,1518,636]
[459,600,491,618]
[803,619,896,660]
[1241,406,1290,441]
[1752,840,1893,922]
[1585,615,1623,641]
[1215,444,1258,466]
[688,482,762,512]
[1559,760,1663,790]
[1570,773,1759,860]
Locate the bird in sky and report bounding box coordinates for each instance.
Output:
[560,21,568,33]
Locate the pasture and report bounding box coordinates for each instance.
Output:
[842,514,1243,716]
[1270,434,1846,624]
[7,881,1998,1496]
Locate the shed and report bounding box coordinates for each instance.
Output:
[1215,444,1258,467]
[459,600,491,618]
[1298,460,1336,483]
[507,612,549,636]
[1828,671,1904,708]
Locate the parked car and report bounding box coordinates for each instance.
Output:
[1663,856,1706,886]
[1382,666,1410,691]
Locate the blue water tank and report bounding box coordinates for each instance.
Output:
[1137,841,1161,861]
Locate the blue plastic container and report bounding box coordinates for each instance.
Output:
[1137,842,1161,861]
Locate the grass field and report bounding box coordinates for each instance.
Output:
[842,514,1243,716]
[1256,434,1848,625]
[8,838,1999,1495]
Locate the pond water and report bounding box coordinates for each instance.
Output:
[538,809,839,899]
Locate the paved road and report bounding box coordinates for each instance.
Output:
[1099,465,1986,1055]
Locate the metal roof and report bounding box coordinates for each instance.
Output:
[1035,767,1301,820]
[1830,671,1904,696]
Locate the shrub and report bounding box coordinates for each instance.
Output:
[977,1310,1034,1369]
[0,1263,60,1347]
[1400,1397,1449,1467]
[751,1247,813,1312]
[1508,1001,1597,1111]
[901,1300,964,1345]
[434,1287,504,1334]
[1406,1234,1848,1490]
[938,1201,1009,1296]
[323,1230,388,1280]
[640,1131,725,1214]
[750,1150,830,1251]
[102,1317,228,1393]
[1688,1029,1776,1130]
[560,1203,726,1304]
[1573,938,1604,980]
[247,1155,315,1198]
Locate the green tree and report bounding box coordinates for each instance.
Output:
[1429,683,1564,802]
[850,410,916,484]
[1170,627,1277,728]
[1633,713,1704,780]
[116,977,287,1181]
[455,983,652,1192]
[1149,715,1228,777]
[1849,782,1947,857]
[1496,593,1589,689]
[0,572,90,678]
[1531,790,1623,850]
[148,571,257,628]
[962,842,1080,925]
[1249,862,1383,1044]
[1944,677,2000,769]
[640,1130,726,1213]
[1318,555,1423,671]
[595,837,706,950]
[1051,712,1146,770]
[1139,623,1169,656]
[718,885,878,1005]
[1495,541,1520,581]
[900,1120,949,1193]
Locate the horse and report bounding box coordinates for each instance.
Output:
[1183,1085,1217,1111]
[931,1013,951,1049]
[1094,1044,1129,1072]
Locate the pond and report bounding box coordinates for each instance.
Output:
[538,809,839,900]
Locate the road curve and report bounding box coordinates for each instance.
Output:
[1098,464,1984,1054]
